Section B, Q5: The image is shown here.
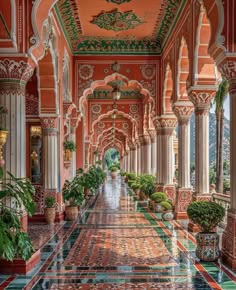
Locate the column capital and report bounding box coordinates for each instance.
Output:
[188,87,215,115]
[148,129,156,143]
[139,134,151,145]
[0,58,34,89]
[40,117,58,135]
[172,101,194,125]
[218,59,236,80]
[153,115,177,135]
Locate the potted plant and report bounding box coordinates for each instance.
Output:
[0,172,37,263]
[63,175,84,221]
[187,201,225,262]
[44,196,56,225]
[63,140,76,161]
[150,192,167,212]
[110,165,118,179]
[161,200,174,221]
[139,174,156,201]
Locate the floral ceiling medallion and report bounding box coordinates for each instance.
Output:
[106,0,132,4]
[91,9,145,32]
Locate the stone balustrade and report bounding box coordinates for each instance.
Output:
[212,193,230,228]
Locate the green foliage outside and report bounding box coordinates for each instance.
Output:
[104,148,120,169]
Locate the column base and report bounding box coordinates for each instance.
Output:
[155,184,176,205]
[187,193,212,232]
[221,210,236,270]
[174,187,192,219]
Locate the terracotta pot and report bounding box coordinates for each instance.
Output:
[64,149,72,161]
[84,188,90,198]
[162,210,174,221]
[139,191,147,201]
[44,207,56,225]
[65,206,79,221]
[195,232,220,262]
[110,171,117,179]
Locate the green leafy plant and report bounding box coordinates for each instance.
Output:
[0,172,36,261]
[150,192,167,203]
[131,181,141,191]
[160,200,172,211]
[63,140,76,152]
[63,176,84,206]
[45,196,56,208]
[110,166,118,172]
[187,201,225,232]
[126,173,136,180]
[138,174,156,197]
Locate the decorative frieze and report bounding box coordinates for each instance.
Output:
[153,115,177,135]
[189,90,215,115]
[172,101,194,125]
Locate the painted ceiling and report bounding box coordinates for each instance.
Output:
[55,0,182,55]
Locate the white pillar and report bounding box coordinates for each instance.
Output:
[137,144,141,175]
[150,131,157,175]
[173,102,194,188]
[41,118,58,190]
[189,90,214,195]
[69,127,76,179]
[154,115,177,185]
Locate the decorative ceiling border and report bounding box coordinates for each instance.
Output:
[54,0,184,55]
[153,0,183,46]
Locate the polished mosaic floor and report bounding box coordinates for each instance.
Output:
[1,178,236,289]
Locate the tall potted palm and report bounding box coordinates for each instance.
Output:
[214,79,228,193]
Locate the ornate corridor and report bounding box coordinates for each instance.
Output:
[1,178,236,290]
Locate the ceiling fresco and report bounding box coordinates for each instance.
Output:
[55,0,183,55]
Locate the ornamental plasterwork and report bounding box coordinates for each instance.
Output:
[140,64,156,80]
[218,61,236,79]
[91,9,145,32]
[106,0,132,4]
[79,64,94,80]
[140,80,156,97]
[129,104,139,114]
[91,104,102,114]
[78,79,93,96]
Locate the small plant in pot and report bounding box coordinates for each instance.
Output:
[150,192,167,212]
[44,196,56,225]
[187,201,225,262]
[63,140,76,161]
[160,200,174,221]
[110,166,118,179]
[63,176,84,221]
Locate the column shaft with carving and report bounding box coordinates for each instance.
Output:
[149,130,157,175]
[173,101,194,219]
[154,115,177,204]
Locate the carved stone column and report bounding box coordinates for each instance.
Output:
[173,101,194,219]
[136,141,141,175]
[149,130,157,175]
[70,113,80,179]
[188,88,215,231]
[153,115,177,204]
[219,61,236,269]
[0,58,34,230]
[40,117,63,221]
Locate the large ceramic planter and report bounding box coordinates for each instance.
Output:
[162,210,174,221]
[154,202,163,213]
[65,206,79,221]
[44,207,56,225]
[110,171,117,179]
[195,232,220,262]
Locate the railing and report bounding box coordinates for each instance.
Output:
[212,192,230,228]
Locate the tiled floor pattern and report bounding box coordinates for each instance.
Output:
[1,179,236,289]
